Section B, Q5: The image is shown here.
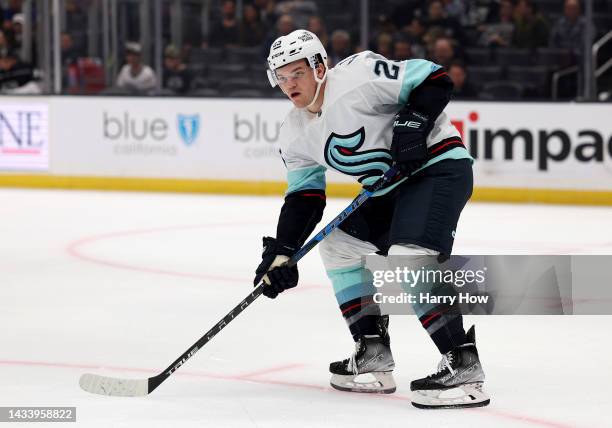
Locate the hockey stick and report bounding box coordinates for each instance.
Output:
[79,166,401,397]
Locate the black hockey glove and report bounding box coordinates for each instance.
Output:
[253,236,299,299]
[390,109,430,175]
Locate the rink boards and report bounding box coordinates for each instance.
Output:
[0,96,611,205]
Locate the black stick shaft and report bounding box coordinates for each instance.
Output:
[148,167,400,393]
[149,285,264,392]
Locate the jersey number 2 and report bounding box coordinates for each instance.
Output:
[374,60,399,80]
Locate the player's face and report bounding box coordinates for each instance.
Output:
[275,61,317,108]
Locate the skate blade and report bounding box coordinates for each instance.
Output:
[330,372,396,394]
[411,382,490,409]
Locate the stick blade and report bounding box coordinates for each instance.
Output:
[79,373,149,397]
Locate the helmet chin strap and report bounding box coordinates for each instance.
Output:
[306,66,328,112]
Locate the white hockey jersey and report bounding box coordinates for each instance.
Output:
[278,51,472,196]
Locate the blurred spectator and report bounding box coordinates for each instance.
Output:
[371,12,400,40]
[240,4,266,47]
[375,32,393,59]
[404,17,427,58]
[374,14,398,38]
[479,0,514,47]
[405,16,425,40]
[262,14,294,58]
[426,0,465,43]
[253,0,277,29]
[0,49,39,94]
[448,61,477,98]
[423,26,446,59]
[1,0,22,32]
[208,0,239,48]
[443,0,468,24]
[307,15,328,50]
[275,0,317,29]
[393,37,412,60]
[61,32,80,91]
[0,29,11,57]
[431,37,457,69]
[368,14,397,53]
[550,0,586,54]
[162,45,190,95]
[427,1,446,25]
[329,30,351,67]
[116,42,157,94]
[64,0,88,55]
[61,32,79,66]
[275,13,295,36]
[10,12,23,50]
[512,0,549,49]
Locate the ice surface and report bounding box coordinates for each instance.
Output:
[1,189,611,427]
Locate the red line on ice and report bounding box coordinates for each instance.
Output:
[65,222,325,291]
[0,359,578,428]
[475,409,575,428]
[234,363,305,379]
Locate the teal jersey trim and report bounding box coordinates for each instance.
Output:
[414,146,473,173]
[326,265,376,306]
[371,147,473,197]
[398,60,442,105]
[334,282,377,306]
[326,264,364,275]
[326,264,364,293]
[286,165,327,195]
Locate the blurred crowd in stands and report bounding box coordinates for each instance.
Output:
[1,0,611,100]
[1,0,36,94]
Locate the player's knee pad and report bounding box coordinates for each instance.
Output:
[319,228,378,271]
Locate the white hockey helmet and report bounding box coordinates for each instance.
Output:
[266,29,328,88]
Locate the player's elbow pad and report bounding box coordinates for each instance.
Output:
[407,70,453,121]
[276,189,326,249]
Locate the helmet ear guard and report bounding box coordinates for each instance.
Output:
[267,68,278,87]
[310,53,328,84]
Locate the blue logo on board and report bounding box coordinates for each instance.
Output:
[177,114,200,146]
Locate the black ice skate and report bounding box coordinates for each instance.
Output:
[410,325,490,409]
[329,317,396,394]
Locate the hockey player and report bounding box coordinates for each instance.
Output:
[253,29,489,409]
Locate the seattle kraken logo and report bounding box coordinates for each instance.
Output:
[324,127,392,188]
[177,114,200,146]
